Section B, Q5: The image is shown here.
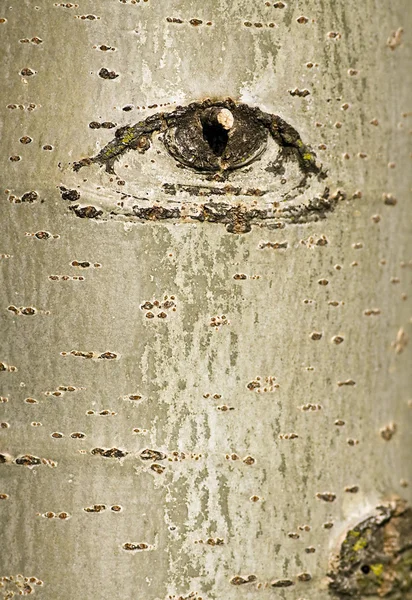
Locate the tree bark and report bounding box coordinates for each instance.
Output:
[1,1,411,599]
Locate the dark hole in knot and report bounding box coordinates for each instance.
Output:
[361,565,371,574]
[202,121,229,156]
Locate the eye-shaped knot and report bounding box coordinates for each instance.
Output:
[72,98,323,181]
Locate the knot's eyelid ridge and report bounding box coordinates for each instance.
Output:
[72,99,322,178]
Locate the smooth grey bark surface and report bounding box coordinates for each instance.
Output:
[0,1,411,599]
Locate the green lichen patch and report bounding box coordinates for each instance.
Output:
[329,499,412,598]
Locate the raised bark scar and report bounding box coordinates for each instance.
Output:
[328,499,412,599]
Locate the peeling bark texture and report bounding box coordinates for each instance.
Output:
[0,1,411,599]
